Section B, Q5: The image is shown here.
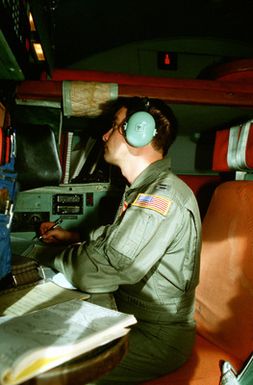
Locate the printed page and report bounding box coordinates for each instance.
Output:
[0,299,136,385]
[0,281,89,317]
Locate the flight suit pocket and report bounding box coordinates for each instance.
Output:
[106,210,153,270]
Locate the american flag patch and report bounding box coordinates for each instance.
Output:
[132,193,172,216]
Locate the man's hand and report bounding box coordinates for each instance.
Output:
[39,221,80,244]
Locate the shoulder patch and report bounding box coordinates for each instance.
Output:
[132,193,172,216]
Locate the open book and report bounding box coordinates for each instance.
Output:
[0,299,137,385]
[0,280,89,317]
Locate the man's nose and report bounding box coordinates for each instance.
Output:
[102,128,112,142]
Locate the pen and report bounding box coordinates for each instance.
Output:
[33,217,63,240]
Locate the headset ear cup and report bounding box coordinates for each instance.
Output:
[124,111,157,147]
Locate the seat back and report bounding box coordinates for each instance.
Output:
[195,181,253,362]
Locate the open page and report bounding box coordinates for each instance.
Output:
[0,299,136,385]
[0,281,89,317]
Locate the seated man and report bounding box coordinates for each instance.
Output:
[39,96,202,385]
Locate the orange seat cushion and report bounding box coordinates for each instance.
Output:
[195,181,253,362]
[142,181,253,385]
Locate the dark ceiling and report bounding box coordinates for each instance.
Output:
[2,0,253,136]
[26,0,253,136]
[31,0,253,71]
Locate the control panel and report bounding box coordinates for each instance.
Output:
[52,193,83,215]
[12,183,122,239]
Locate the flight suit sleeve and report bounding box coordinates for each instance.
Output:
[52,199,186,293]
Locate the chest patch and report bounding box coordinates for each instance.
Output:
[132,193,172,216]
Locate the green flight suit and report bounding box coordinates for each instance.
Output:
[48,158,202,384]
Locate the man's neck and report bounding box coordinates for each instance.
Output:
[120,153,163,184]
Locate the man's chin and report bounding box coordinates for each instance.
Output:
[104,154,117,166]
[104,153,112,164]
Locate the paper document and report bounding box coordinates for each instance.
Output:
[0,281,89,317]
[0,299,137,385]
[51,272,77,290]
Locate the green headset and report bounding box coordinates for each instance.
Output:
[123,99,157,147]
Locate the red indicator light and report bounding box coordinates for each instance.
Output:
[164,53,171,65]
[86,192,94,207]
[157,51,177,70]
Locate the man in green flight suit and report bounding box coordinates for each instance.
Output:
[39,96,202,384]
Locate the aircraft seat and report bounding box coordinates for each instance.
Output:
[142,181,253,384]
